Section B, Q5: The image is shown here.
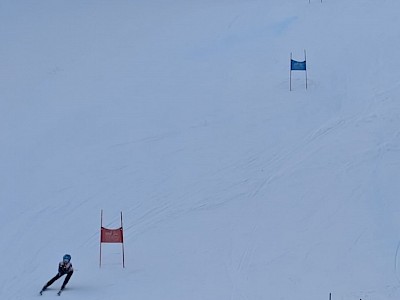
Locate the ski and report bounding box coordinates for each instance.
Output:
[39,289,63,296]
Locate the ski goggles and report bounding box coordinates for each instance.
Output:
[63,254,71,263]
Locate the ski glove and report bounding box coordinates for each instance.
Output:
[58,262,73,275]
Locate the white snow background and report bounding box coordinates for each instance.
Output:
[1,0,400,299]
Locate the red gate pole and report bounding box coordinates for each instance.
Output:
[121,211,125,268]
[100,209,103,268]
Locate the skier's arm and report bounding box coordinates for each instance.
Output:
[58,262,73,275]
[58,262,63,275]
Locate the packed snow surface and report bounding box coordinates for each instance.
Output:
[1,0,400,299]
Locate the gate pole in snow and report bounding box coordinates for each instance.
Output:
[290,52,292,91]
[121,211,125,268]
[305,50,308,90]
[99,209,103,267]
[100,210,125,268]
[290,51,307,91]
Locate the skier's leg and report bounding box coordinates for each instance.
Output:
[60,271,73,290]
[42,274,61,291]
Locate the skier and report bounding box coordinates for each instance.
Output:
[40,254,74,295]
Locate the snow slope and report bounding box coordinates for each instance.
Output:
[1,0,400,299]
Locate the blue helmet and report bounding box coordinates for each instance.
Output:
[63,254,71,263]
